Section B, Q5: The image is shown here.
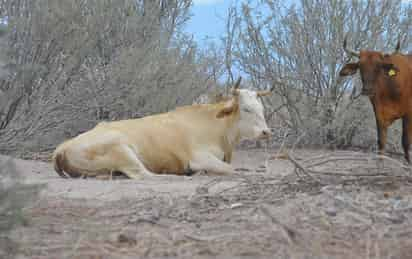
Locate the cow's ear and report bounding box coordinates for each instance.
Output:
[216,100,238,118]
[339,62,359,76]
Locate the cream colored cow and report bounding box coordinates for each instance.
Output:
[53,78,272,179]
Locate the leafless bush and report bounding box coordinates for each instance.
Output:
[0,0,220,156]
[0,0,410,157]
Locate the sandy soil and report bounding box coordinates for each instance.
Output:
[2,149,412,259]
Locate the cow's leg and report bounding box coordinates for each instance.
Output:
[402,116,411,163]
[372,117,389,171]
[223,150,233,163]
[115,145,156,179]
[375,118,388,157]
[189,152,236,175]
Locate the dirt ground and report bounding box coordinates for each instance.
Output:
[3,148,412,259]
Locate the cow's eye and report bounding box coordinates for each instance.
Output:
[243,108,252,113]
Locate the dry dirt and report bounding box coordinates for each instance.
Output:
[2,148,412,259]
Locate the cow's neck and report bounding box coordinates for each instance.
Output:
[221,107,241,151]
[225,121,240,148]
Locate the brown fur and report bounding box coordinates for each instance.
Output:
[53,150,82,178]
[340,51,412,162]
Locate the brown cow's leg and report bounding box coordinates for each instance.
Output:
[376,118,388,157]
[402,116,411,163]
[374,120,388,171]
[372,102,387,157]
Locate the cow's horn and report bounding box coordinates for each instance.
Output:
[234,76,242,89]
[257,82,275,97]
[394,39,401,54]
[232,76,242,95]
[343,36,360,58]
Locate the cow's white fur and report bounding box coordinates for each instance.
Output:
[236,89,269,140]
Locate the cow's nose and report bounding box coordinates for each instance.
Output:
[261,130,271,138]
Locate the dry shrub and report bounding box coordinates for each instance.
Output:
[0,0,211,157]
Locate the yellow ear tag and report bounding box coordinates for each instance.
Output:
[388,69,397,77]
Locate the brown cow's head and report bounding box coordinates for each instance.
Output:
[339,38,400,97]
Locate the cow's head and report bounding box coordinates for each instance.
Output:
[217,77,272,139]
[339,37,400,96]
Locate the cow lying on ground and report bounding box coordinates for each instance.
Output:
[339,38,412,162]
[53,78,273,179]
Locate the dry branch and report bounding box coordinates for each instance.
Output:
[260,205,299,246]
[286,150,412,185]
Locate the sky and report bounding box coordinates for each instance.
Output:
[185,0,234,45]
[186,0,411,48]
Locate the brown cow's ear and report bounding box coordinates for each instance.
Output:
[216,100,238,118]
[339,62,359,76]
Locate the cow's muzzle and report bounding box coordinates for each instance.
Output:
[260,129,271,139]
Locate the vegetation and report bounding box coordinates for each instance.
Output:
[223,0,411,148]
[0,1,411,258]
[0,0,410,155]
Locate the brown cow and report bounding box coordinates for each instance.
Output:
[339,38,412,162]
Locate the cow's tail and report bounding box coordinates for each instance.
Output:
[52,148,82,178]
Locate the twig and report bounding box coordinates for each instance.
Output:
[184,233,235,242]
[306,157,369,168]
[323,190,404,224]
[272,128,290,161]
[143,233,153,257]
[215,181,246,195]
[260,205,299,245]
[290,131,306,152]
[307,170,393,177]
[65,235,84,259]
[288,151,411,181]
[287,153,318,181]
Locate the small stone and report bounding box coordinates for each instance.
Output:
[230,203,243,209]
[325,207,337,217]
[196,186,208,195]
[235,167,251,172]
[117,233,137,245]
[394,195,403,200]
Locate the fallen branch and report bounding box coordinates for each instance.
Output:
[286,151,412,183]
[260,205,299,246]
[287,153,318,181]
[306,157,369,168]
[307,170,392,177]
